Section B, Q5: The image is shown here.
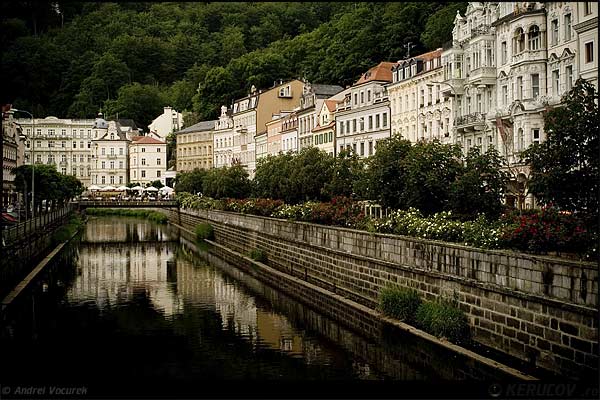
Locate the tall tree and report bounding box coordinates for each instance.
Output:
[450,146,508,220]
[522,79,599,217]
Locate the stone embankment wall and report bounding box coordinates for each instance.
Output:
[165,207,598,377]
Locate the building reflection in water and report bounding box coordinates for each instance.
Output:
[69,217,355,373]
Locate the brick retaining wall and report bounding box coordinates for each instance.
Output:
[165,207,598,378]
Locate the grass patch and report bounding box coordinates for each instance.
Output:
[379,286,422,323]
[415,297,471,344]
[51,214,83,246]
[86,208,168,224]
[195,223,214,241]
[248,248,267,263]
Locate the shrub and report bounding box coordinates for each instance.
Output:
[415,297,470,344]
[379,286,422,323]
[195,223,214,241]
[249,248,267,263]
[499,206,594,256]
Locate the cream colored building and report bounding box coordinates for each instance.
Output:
[129,136,167,185]
[296,82,344,150]
[312,100,338,156]
[175,120,215,172]
[213,106,235,168]
[388,49,454,145]
[231,87,259,177]
[265,112,290,156]
[17,116,95,188]
[148,106,183,139]
[91,117,129,187]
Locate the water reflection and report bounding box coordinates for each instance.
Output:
[0,216,518,394]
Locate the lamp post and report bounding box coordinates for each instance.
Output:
[11,109,35,219]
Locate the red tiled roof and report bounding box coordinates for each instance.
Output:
[312,122,335,132]
[324,100,337,112]
[132,136,165,145]
[355,61,396,85]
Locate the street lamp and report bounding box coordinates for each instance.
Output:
[11,109,35,219]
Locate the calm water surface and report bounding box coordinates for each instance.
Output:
[0,217,505,398]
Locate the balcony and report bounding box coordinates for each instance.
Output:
[454,112,487,134]
[467,67,496,86]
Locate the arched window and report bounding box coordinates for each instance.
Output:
[528,25,540,50]
[514,28,525,53]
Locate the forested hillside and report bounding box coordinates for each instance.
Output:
[1,1,466,128]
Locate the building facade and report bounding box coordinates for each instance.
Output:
[17,116,95,188]
[213,106,235,169]
[280,111,299,153]
[231,88,259,178]
[296,82,344,150]
[443,1,598,209]
[148,106,183,139]
[129,136,167,185]
[265,112,288,156]
[175,120,216,172]
[389,49,455,144]
[335,62,394,158]
[2,109,24,209]
[91,118,129,187]
[312,100,338,156]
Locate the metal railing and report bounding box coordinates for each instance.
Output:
[2,204,75,246]
[455,112,487,126]
[78,200,177,207]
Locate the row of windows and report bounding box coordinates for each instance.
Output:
[94,175,125,185]
[25,128,92,139]
[338,113,389,135]
[131,158,162,166]
[216,137,233,148]
[132,170,161,179]
[314,132,334,145]
[131,147,161,153]
[100,161,125,169]
[179,146,212,156]
[339,140,378,157]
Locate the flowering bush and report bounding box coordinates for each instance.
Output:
[500,206,594,256]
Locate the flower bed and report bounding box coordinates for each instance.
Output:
[176,192,596,259]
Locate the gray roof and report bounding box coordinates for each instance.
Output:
[175,120,217,134]
[312,84,344,97]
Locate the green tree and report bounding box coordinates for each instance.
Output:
[203,163,251,199]
[359,135,412,209]
[175,168,207,194]
[420,3,468,50]
[322,149,363,200]
[149,180,164,189]
[105,82,166,128]
[253,152,296,202]
[450,146,508,220]
[403,140,463,215]
[523,79,599,217]
[290,147,334,203]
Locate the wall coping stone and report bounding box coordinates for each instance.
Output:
[185,210,598,317]
[187,208,597,269]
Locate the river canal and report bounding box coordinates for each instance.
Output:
[1,217,513,398]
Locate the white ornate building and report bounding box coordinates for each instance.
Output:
[90,117,129,187]
[443,1,598,209]
[388,49,455,144]
[213,106,235,168]
[17,116,95,188]
[148,106,183,139]
[296,82,344,150]
[231,87,259,178]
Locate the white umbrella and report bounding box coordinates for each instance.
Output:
[159,186,174,193]
[144,186,159,192]
[116,186,129,191]
[88,185,101,191]
[102,185,116,191]
[131,185,144,191]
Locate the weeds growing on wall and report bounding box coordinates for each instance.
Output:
[195,223,214,241]
[379,286,422,323]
